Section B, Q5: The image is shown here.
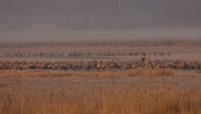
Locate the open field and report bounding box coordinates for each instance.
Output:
[0,68,174,77]
[0,41,201,114]
[1,75,201,114]
[1,0,201,113]
[1,46,201,61]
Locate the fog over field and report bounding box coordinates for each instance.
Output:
[0,0,200,42]
[1,1,201,114]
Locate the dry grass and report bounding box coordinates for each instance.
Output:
[0,68,173,77]
[129,68,174,77]
[197,70,201,73]
[0,80,201,114]
[0,70,129,77]
[1,68,197,114]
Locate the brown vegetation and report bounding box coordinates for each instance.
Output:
[0,68,173,77]
[0,42,200,114]
[129,68,173,77]
[0,78,201,114]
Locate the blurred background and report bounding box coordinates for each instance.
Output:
[0,0,200,42]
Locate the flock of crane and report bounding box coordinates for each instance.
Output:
[0,52,171,59]
[0,58,200,72]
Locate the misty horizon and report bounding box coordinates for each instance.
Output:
[0,0,200,42]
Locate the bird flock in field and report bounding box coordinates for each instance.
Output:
[0,59,200,72]
[0,51,200,72]
[0,52,171,58]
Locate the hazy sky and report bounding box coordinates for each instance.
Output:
[0,0,201,42]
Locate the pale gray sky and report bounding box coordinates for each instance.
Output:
[0,0,200,42]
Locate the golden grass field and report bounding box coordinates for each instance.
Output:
[0,45,201,114]
[0,68,173,77]
[0,72,201,114]
[0,68,201,114]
